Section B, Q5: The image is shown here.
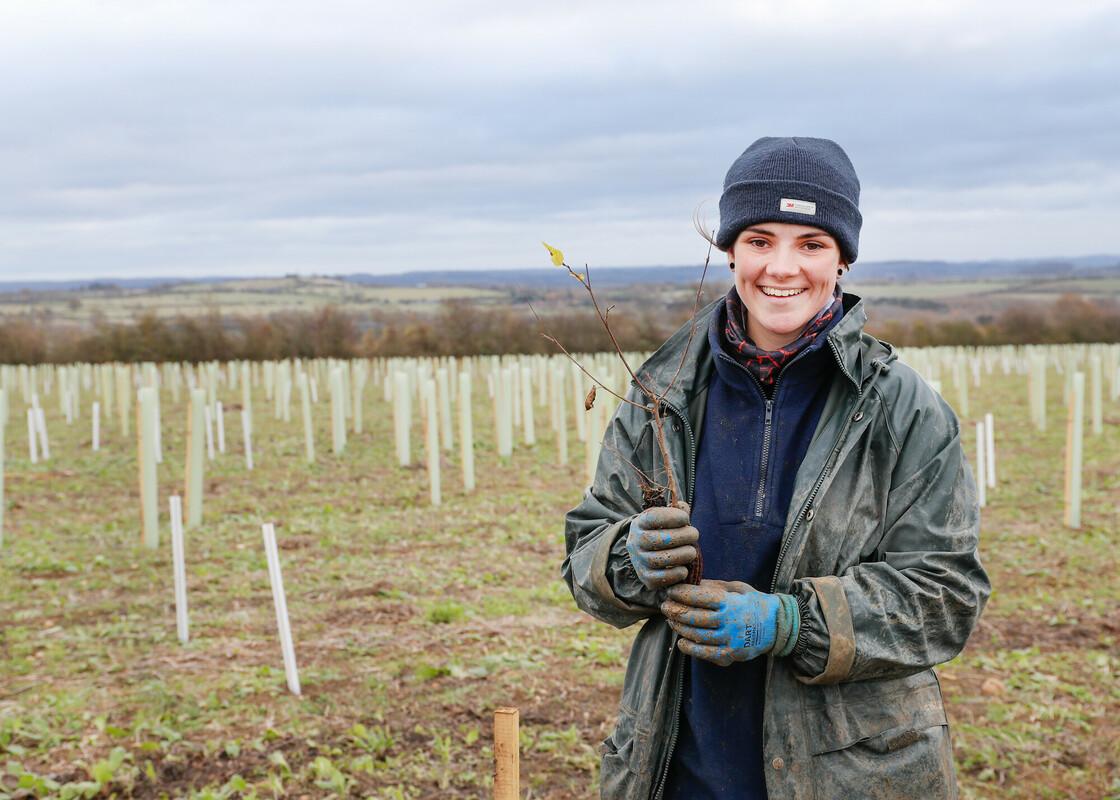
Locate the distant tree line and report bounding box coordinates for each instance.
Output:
[1,294,1118,365]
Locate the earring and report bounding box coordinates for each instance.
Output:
[837,268,843,277]
[729,262,735,270]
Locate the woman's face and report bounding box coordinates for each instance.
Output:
[728,222,843,351]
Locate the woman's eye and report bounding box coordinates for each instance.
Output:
[804,242,823,251]
[748,239,768,248]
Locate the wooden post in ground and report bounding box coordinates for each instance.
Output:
[493,707,520,800]
[138,387,159,548]
[92,401,100,451]
[1063,372,1084,529]
[184,389,205,529]
[459,371,475,492]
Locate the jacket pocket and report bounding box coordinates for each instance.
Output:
[599,704,654,781]
[804,671,957,799]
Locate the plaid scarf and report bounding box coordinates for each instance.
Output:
[722,284,843,390]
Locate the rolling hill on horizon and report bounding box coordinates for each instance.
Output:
[1,254,1118,294]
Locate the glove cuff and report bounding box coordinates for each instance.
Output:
[771,593,801,658]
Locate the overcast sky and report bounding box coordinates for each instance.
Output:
[1,0,1117,280]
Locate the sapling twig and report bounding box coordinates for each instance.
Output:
[538,235,715,526]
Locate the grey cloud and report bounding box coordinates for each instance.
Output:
[0,1,1117,278]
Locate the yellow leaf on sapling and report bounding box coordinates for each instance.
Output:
[542,241,565,266]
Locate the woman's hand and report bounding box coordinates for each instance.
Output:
[625,505,698,590]
[661,580,799,666]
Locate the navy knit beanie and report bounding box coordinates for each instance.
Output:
[716,136,862,264]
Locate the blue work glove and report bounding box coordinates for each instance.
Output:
[661,579,800,666]
[625,504,699,591]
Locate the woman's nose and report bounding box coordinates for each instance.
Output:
[765,247,800,278]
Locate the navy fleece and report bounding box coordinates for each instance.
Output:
[662,297,843,799]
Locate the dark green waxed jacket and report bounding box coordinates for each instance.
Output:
[561,292,990,799]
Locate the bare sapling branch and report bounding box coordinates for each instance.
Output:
[539,238,711,584]
[537,241,711,505]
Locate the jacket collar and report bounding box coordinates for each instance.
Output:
[635,291,895,412]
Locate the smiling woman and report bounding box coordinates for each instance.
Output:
[562,136,990,800]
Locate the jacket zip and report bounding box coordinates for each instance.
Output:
[713,348,809,520]
[755,399,774,517]
[649,345,824,800]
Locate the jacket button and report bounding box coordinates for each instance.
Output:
[772,757,784,770]
[853,410,864,421]
[805,507,814,521]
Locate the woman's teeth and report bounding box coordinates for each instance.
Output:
[759,287,806,297]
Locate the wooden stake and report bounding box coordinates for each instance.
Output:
[262,522,301,695]
[169,495,189,644]
[92,401,100,451]
[493,707,520,800]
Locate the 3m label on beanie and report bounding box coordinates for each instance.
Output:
[779,198,816,215]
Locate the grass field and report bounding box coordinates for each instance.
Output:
[3,273,1118,329]
[0,355,1118,798]
[0,278,505,324]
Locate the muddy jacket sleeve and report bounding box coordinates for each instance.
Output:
[789,385,991,684]
[562,388,664,629]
